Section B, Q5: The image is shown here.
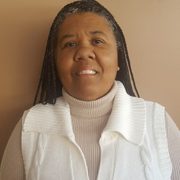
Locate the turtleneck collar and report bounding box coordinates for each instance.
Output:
[24,81,146,145]
[62,82,118,118]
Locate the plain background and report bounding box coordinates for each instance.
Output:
[0,0,180,163]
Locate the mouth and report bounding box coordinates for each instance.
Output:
[78,70,97,75]
[75,68,98,77]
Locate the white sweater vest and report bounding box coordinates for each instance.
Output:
[21,81,172,180]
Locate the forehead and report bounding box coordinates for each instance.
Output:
[58,12,113,35]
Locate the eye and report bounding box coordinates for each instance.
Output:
[92,39,105,46]
[63,41,78,48]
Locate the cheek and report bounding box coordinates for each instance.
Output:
[111,50,118,72]
[56,64,64,79]
[102,52,118,80]
[55,55,74,86]
[56,58,67,81]
[56,51,71,72]
[102,50,118,70]
[56,63,72,90]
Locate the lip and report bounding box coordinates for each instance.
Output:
[78,69,97,75]
[75,66,98,77]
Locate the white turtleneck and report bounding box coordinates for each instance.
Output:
[62,83,118,180]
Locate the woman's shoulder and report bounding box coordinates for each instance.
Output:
[140,99,166,127]
[21,97,71,133]
[24,96,66,114]
[143,99,165,114]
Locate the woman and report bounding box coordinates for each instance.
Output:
[0,1,179,180]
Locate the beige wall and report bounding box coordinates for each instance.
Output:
[0,0,179,163]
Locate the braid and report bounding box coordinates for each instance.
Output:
[33,24,61,105]
[33,0,140,105]
[116,25,140,97]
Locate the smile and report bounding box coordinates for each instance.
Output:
[77,70,97,75]
[79,70,97,75]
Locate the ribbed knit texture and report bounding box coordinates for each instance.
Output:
[62,82,118,180]
[0,81,179,180]
[166,113,180,180]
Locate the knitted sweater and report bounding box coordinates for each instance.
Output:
[0,81,180,180]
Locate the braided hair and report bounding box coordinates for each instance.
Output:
[33,0,140,105]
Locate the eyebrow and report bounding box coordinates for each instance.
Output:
[59,34,76,43]
[90,30,107,36]
[59,30,107,43]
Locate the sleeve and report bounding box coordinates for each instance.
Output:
[166,112,180,180]
[0,118,25,180]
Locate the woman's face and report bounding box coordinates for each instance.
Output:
[56,12,118,101]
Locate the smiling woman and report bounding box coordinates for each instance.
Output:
[0,1,179,180]
[32,1,140,106]
[56,13,118,101]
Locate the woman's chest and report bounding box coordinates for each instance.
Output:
[22,133,164,180]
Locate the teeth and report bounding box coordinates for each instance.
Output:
[79,70,97,75]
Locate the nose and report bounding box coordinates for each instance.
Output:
[74,46,95,62]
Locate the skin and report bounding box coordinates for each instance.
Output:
[55,12,119,101]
